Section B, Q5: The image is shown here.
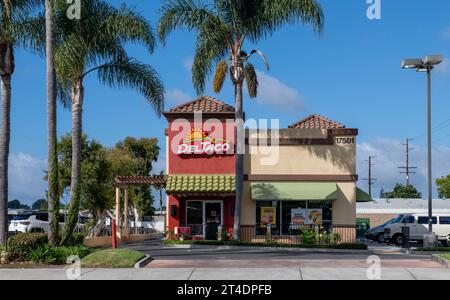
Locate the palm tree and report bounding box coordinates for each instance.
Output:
[0,0,43,246]
[45,0,60,245]
[158,0,324,240]
[55,0,165,244]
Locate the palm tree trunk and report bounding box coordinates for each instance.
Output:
[46,0,60,245]
[233,81,244,241]
[0,75,11,246]
[61,80,84,244]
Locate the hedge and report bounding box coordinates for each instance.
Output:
[163,239,368,250]
[7,233,48,261]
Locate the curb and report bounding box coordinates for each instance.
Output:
[431,254,450,268]
[134,255,152,269]
[164,244,369,254]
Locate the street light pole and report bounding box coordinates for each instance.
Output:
[401,55,443,238]
[426,66,433,233]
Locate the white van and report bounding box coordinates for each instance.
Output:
[384,214,450,246]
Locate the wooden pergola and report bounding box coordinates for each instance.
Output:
[114,175,166,238]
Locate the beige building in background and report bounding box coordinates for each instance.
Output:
[242,115,368,242]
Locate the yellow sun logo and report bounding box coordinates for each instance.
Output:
[185,128,208,142]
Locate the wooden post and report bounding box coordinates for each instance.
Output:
[115,187,121,238]
[124,187,129,238]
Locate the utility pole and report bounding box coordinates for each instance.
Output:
[398,138,417,185]
[363,156,377,197]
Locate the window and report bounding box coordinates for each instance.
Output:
[402,216,416,224]
[417,217,437,224]
[439,217,450,225]
[36,213,48,222]
[186,201,203,236]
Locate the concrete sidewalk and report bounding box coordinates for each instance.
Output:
[1,267,449,280]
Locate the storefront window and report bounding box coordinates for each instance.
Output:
[186,201,203,236]
[256,200,333,235]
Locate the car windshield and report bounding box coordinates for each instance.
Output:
[392,215,405,224]
[13,214,32,221]
[380,218,396,227]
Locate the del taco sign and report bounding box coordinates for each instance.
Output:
[177,128,232,155]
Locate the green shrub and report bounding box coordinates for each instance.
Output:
[7,233,48,261]
[28,245,92,265]
[299,229,317,245]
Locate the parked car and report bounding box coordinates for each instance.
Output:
[365,215,404,243]
[8,212,85,234]
[384,213,450,246]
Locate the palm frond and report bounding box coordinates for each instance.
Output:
[158,0,216,45]
[244,62,258,98]
[213,60,228,93]
[103,3,156,53]
[92,56,165,115]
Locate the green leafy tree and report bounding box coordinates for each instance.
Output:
[0,0,44,246]
[55,134,112,237]
[8,200,30,209]
[436,175,450,199]
[54,0,165,244]
[114,137,160,218]
[383,183,422,199]
[32,199,48,210]
[158,0,324,239]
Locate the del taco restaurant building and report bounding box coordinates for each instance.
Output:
[161,96,370,243]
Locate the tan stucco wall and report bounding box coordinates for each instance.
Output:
[357,213,398,227]
[242,128,357,226]
[333,182,357,225]
[245,129,356,175]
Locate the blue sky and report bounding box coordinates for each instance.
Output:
[8,0,450,204]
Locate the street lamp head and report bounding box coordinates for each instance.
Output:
[401,58,423,69]
[423,55,443,66]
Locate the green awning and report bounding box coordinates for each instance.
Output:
[166,175,235,194]
[251,182,338,201]
[356,188,373,202]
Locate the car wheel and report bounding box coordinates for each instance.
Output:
[376,233,386,243]
[392,234,402,246]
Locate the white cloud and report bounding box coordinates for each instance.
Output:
[165,89,192,106]
[435,58,450,74]
[254,70,303,112]
[9,152,47,204]
[183,56,194,70]
[356,139,450,198]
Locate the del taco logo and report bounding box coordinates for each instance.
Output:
[177,128,231,155]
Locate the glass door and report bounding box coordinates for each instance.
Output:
[204,202,223,240]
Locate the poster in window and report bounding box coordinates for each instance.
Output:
[291,208,323,226]
[291,208,306,227]
[307,209,323,225]
[260,207,276,228]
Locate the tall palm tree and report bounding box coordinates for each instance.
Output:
[55,0,165,244]
[0,0,43,246]
[45,0,60,245]
[158,0,324,240]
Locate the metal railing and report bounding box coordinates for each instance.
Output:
[178,224,359,244]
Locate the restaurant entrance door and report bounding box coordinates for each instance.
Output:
[186,200,223,240]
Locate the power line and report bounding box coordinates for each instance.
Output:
[412,117,450,140]
[362,156,377,197]
[398,138,417,185]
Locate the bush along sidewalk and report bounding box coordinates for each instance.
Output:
[2,233,92,266]
[163,239,368,250]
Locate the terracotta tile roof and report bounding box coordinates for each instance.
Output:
[115,175,166,187]
[289,114,345,129]
[169,96,234,113]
